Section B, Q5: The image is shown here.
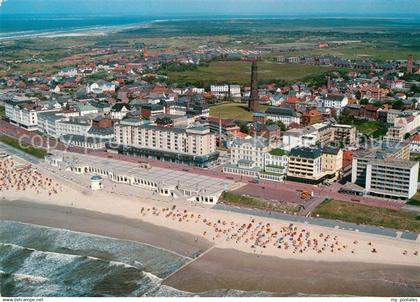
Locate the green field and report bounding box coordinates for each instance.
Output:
[220,191,299,213]
[312,199,420,233]
[0,106,5,118]
[354,120,388,138]
[407,192,420,207]
[209,102,268,121]
[168,61,339,86]
[0,135,48,159]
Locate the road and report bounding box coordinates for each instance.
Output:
[0,141,40,164]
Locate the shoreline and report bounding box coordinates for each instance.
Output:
[1,199,419,296]
[1,154,420,268]
[0,199,211,258]
[164,248,420,296]
[1,178,420,267]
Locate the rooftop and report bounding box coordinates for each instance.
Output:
[55,151,233,196]
[290,146,322,159]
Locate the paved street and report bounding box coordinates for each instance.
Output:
[0,141,40,164]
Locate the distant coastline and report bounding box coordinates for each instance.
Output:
[1,14,419,41]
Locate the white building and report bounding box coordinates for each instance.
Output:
[282,126,318,151]
[385,111,420,142]
[114,123,218,167]
[210,84,241,98]
[110,103,131,120]
[57,67,78,78]
[264,107,301,127]
[87,80,116,94]
[410,134,420,153]
[223,137,287,182]
[322,95,348,111]
[351,157,419,200]
[5,100,58,131]
[56,118,92,138]
[229,137,268,168]
[47,152,232,204]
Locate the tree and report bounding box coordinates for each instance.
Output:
[392,100,404,110]
[373,100,382,108]
[276,121,286,131]
[156,116,173,126]
[265,119,275,126]
[355,90,362,100]
[404,133,410,140]
[240,124,250,134]
[360,99,369,105]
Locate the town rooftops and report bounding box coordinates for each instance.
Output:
[141,103,164,110]
[322,146,341,155]
[290,146,322,159]
[369,158,419,169]
[265,106,298,117]
[232,137,268,149]
[111,103,132,112]
[324,94,344,101]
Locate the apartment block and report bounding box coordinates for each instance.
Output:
[351,157,419,199]
[331,124,357,146]
[223,137,288,182]
[113,123,218,167]
[287,147,323,184]
[287,146,343,184]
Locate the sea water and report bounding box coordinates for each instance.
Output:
[0,220,275,297]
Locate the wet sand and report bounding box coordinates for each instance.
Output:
[0,199,211,258]
[164,248,420,296]
[1,199,419,297]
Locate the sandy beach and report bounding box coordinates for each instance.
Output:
[1,200,419,296]
[164,248,420,296]
[1,155,420,295]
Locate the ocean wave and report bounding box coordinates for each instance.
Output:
[0,241,164,297]
[0,221,289,297]
[10,273,49,284]
[0,220,189,278]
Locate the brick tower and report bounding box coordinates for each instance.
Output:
[248,59,260,112]
[407,55,413,74]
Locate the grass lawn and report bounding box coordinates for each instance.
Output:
[209,102,268,121]
[354,120,387,138]
[221,191,299,213]
[0,106,4,118]
[312,199,420,233]
[407,192,420,207]
[168,61,339,86]
[269,148,288,156]
[0,135,48,159]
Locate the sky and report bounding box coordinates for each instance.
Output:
[0,0,419,16]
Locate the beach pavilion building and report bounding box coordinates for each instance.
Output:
[46,152,233,204]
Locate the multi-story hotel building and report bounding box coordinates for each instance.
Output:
[287,146,343,184]
[5,100,59,131]
[346,142,417,199]
[287,147,324,184]
[223,137,288,182]
[331,124,357,146]
[113,123,218,167]
[351,157,419,200]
